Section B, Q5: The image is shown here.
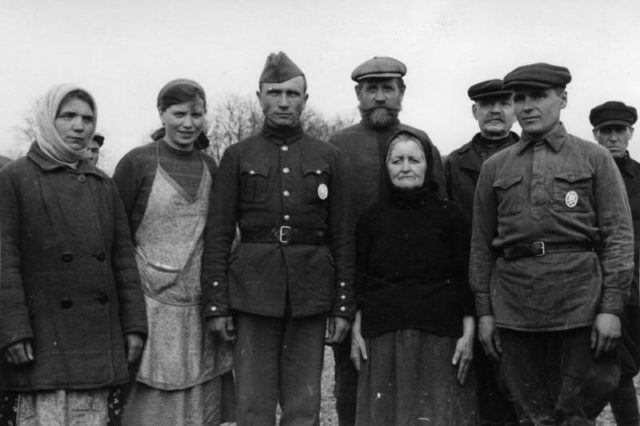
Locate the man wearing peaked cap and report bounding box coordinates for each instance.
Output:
[85,132,104,167]
[591,100,640,425]
[328,56,447,426]
[470,63,633,424]
[202,51,354,425]
[444,78,519,425]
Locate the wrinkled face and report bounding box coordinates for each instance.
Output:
[85,139,101,166]
[386,139,427,191]
[54,98,95,151]
[160,98,206,151]
[594,125,633,159]
[513,87,566,137]
[473,95,515,138]
[356,78,404,129]
[258,76,307,128]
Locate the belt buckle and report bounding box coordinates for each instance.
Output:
[533,241,545,256]
[278,226,292,245]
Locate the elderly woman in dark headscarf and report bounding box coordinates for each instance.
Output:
[113,79,232,426]
[350,130,477,425]
[0,83,148,425]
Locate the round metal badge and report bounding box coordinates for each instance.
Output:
[318,183,329,200]
[565,190,578,208]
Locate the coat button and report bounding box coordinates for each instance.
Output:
[281,145,289,151]
[98,295,109,304]
[78,175,87,183]
[340,306,346,312]
[212,281,219,287]
[210,306,217,312]
[95,252,106,261]
[62,252,73,262]
[283,214,290,221]
[61,299,73,309]
[340,294,346,300]
[339,282,346,287]
[282,167,290,174]
[283,190,290,197]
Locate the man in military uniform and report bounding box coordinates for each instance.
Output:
[201,52,354,426]
[590,101,640,425]
[470,63,634,424]
[328,56,446,426]
[445,79,519,425]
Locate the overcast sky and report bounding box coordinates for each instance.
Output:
[2,0,640,172]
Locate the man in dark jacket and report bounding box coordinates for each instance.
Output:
[202,51,354,426]
[444,79,519,425]
[471,63,633,424]
[590,100,640,425]
[328,56,446,426]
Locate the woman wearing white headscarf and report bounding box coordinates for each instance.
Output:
[0,83,147,425]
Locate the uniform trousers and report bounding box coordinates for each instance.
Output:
[499,327,619,425]
[332,339,358,426]
[234,311,327,426]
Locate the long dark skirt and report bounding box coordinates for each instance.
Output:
[355,329,477,426]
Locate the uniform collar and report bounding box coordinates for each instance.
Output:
[27,142,104,177]
[261,120,304,146]
[517,122,567,154]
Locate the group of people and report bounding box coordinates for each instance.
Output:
[0,51,638,426]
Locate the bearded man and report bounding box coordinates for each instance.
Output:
[328,56,446,426]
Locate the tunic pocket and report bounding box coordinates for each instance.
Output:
[302,161,331,204]
[553,172,593,213]
[493,175,524,217]
[239,162,270,204]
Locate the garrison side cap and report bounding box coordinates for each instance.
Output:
[589,101,638,129]
[503,63,571,90]
[351,56,407,82]
[259,51,305,84]
[468,79,512,101]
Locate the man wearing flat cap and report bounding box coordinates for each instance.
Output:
[202,51,354,425]
[328,56,446,426]
[470,63,633,423]
[591,100,640,425]
[445,79,519,425]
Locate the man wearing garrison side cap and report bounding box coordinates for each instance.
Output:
[202,51,354,425]
[470,63,634,424]
[591,100,640,425]
[444,79,519,425]
[328,56,446,426]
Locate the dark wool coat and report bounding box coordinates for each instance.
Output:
[0,144,148,391]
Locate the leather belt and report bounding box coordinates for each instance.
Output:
[241,226,325,245]
[499,241,596,260]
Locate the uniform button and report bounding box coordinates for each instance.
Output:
[249,170,255,175]
[78,175,87,183]
[281,146,289,151]
[340,306,346,312]
[283,214,290,221]
[62,252,73,262]
[316,169,322,175]
[210,306,217,311]
[61,299,73,309]
[95,252,106,261]
[282,167,290,174]
[212,281,219,287]
[340,282,346,287]
[340,295,346,300]
[98,295,109,304]
[283,190,290,197]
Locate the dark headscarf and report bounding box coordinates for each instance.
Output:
[383,129,447,206]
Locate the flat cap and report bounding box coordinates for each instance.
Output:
[590,101,637,129]
[259,51,304,84]
[351,56,407,82]
[503,63,571,89]
[468,79,511,101]
[92,132,104,146]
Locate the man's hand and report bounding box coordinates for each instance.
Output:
[4,340,34,365]
[325,316,351,344]
[349,310,367,370]
[478,315,502,362]
[206,316,236,342]
[591,312,621,359]
[125,333,145,364]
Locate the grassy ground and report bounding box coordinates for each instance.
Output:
[319,347,634,426]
